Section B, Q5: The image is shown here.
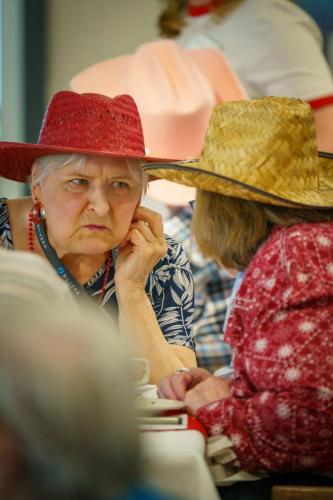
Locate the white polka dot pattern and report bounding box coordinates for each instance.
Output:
[196,223,333,474]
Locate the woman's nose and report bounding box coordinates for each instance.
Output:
[87,189,110,217]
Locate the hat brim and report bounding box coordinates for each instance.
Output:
[143,153,333,208]
[146,179,196,206]
[0,142,178,183]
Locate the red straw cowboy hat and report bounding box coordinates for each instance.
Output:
[0,91,173,183]
[70,40,247,205]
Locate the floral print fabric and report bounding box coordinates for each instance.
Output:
[0,198,195,349]
[196,222,333,474]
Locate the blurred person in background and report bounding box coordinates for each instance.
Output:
[0,90,197,384]
[158,0,333,152]
[295,0,333,66]
[147,97,333,498]
[0,248,77,313]
[71,39,247,373]
[0,303,171,499]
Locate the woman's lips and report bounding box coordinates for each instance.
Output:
[84,224,108,231]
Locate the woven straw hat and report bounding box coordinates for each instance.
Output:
[144,97,333,208]
[0,91,171,183]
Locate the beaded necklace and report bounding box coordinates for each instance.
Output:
[28,206,112,306]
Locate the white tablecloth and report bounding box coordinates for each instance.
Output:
[141,430,220,500]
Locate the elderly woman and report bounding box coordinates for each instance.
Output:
[0,91,196,383]
[70,39,248,374]
[144,97,333,482]
[158,0,333,152]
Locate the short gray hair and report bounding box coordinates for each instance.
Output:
[30,154,148,195]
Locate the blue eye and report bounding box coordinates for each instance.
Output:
[112,181,130,189]
[70,179,88,186]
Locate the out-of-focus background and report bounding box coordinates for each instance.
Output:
[0,0,160,197]
[1,0,333,198]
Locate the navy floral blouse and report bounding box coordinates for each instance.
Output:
[0,198,195,350]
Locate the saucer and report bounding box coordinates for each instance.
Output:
[134,384,158,398]
[134,384,157,393]
[135,397,185,415]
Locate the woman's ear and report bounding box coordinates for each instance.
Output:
[30,166,41,204]
[31,183,41,205]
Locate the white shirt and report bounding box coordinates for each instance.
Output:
[177,0,333,100]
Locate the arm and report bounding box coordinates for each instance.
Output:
[118,286,196,384]
[249,3,333,151]
[115,207,196,384]
[158,367,212,400]
[249,2,333,101]
[191,303,333,474]
[189,225,333,473]
[195,384,333,474]
[165,211,234,373]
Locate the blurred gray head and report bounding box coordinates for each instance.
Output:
[0,305,139,499]
[0,249,77,313]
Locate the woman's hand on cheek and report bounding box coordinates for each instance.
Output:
[184,377,231,415]
[115,207,167,290]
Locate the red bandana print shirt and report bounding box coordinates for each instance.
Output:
[196,222,333,474]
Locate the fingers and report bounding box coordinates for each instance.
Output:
[124,228,147,248]
[185,377,231,414]
[158,368,212,401]
[158,372,193,401]
[129,220,156,245]
[159,371,229,416]
[121,206,167,248]
[184,381,215,416]
[121,221,167,261]
[133,206,164,239]
[190,368,212,387]
[184,388,198,415]
[172,372,194,400]
[158,376,178,400]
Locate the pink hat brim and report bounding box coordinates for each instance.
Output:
[147,179,196,206]
[70,41,247,160]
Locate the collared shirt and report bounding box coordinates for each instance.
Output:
[165,207,234,372]
[223,271,244,332]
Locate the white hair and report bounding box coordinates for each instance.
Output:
[30,154,148,196]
